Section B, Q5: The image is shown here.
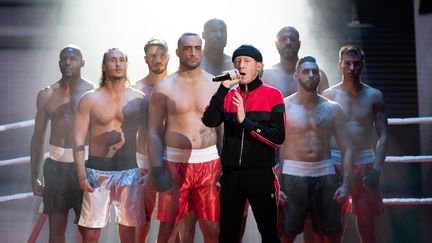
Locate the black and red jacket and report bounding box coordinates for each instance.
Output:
[202,77,285,169]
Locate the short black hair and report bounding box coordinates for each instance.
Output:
[296,56,317,70]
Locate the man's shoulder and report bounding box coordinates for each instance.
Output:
[128,86,146,98]
[132,77,147,90]
[80,78,95,89]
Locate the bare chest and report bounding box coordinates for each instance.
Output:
[167,87,212,115]
[286,105,333,134]
[92,97,143,125]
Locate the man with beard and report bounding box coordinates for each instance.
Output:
[279,56,353,243]
[263,26,330,243]
[322,45,388,243]
[262,26,329,97]
[74,48,146,242]
[133,38,170,243]
[31,45,94,243]
[201,18,234,76]
[148,33,221,243]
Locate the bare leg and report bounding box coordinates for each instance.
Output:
[48,212,68,243]
[281,234,297,243]
[135,223,150,243]
[78,226,101,243]
[303,216,320,243]
[118,224,135,243]
[168,222,180,243]
[179,212,197,243]
[321,234,342,243]
[158,221,175,243]
[198,219,219,243]
[356,214,376,243]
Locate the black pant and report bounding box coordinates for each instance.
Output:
[219,167,280,243]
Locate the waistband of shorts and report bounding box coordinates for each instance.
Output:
[49,144,88,163]
[331,149,375,166]
[86,155,137,171]
[282,159,335,177]
[136,152,150,169]
[163,145,219,163]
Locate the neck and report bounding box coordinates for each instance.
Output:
[204,46,225,62]
[145,71,167,86]
[341,77,362,92]
[297,88,319,105]
[178,67,202,80]
[60,75,82,89]
[105,78,127,92]
[278,56,298,73]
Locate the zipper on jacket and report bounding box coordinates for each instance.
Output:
[238,84,249,166]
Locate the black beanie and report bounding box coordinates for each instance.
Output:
[232,44,263,62]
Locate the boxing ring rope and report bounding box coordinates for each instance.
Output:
[1,116,432,242]
[0,119,34,132]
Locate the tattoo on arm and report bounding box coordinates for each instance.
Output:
[73,145,85,152]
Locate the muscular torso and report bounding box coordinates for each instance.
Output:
[262,67,298,98]
[325,84,377,150]
[44,80,93,147]
[159,72,219,149]
[87,87,145,157]
[283,96,335,162]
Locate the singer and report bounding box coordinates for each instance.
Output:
[202,44,285,243]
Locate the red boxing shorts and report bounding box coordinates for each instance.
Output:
[136,152,157,220]
[351,163,384,218]
[157,145,221,222]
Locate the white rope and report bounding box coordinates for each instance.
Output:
[383,198,432,205]
[0,119,34,132]
[385,155,432,163]
[0,153,48,167]
[0,117,430,133]
[0,192,34,203]
[388,117,432,125]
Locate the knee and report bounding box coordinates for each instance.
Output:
[201,221,220,239]
[79,226,101,241]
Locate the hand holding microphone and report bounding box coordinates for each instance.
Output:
[213,69,245,88]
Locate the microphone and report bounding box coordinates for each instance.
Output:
[212,72,245,82]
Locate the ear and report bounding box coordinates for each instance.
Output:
[337,60,342,71]
[176,48,180,57]
[81,59,85,68]
[293,71,299,81]
[257,62,264,72]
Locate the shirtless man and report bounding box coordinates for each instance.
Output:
[262,26,329,97]
[148,33,221,243]
[279,56,353,243]
[73,48,146,243]
[201,18,233,76]
[322,45,388,243]
[263,26,330,243]
[30,45,93,243]
[133,38,170,243]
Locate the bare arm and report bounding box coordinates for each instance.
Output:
[147,90,167,168]
[73,93,94,192]
[332,104,353,203]
[147,87,173,192]
[372,92,388,172]
[30,90,50,196]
